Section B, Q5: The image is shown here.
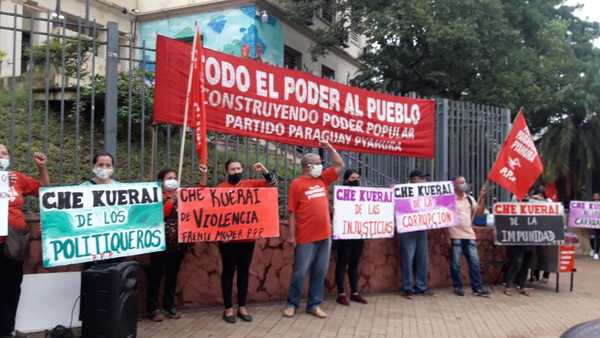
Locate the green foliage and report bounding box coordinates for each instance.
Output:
[285,0,600,195]
[78,70,154,137]
[22,37,93,79]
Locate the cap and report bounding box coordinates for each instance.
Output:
[409,169,430,179]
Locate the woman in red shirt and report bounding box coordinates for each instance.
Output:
[0,144,49,337]
[217,160,278,324]
[147,165,207,322]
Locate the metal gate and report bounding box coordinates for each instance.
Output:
[0,6,511,213]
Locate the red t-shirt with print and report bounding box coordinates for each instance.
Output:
[287,167,338,244]
[0,171,41,244]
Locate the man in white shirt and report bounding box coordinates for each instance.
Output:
[449,176,490,297]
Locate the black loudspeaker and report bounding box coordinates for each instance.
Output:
[80,261,139,338]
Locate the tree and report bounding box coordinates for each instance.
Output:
[284,0,600,196]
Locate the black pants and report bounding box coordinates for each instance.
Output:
[147,249,185,313]
[590,229,600,253]
[219,242,255,309]
[504,246,534,288]
[531,270,550,280]
[0,243,24,336]
[335,239,364,294]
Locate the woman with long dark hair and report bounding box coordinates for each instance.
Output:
[335,169,368,306]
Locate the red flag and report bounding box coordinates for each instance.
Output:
[189,28,208,166]
[545,182,558,201]
[487,110,544,200]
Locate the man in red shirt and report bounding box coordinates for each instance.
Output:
[283,140,344,319]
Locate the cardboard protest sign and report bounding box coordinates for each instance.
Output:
[0,171,9,236]
[177,187,279,242]
[493,202,564,245]
[333,186,395,239]
[394,181,457,233]
[568,201,600,229]
[39,182,166,267]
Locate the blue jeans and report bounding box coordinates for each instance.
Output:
[399,231,428,293]
[287,238,332,311]
[450,239,484,292]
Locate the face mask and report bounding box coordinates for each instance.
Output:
[345,180,360,187]
[228,173,243,185]
[457,183,469,193]
[0,158,9,170]
[309,164,323,178]
[164,179,179,191]
[93,167,113,180]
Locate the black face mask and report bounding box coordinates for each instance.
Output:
[228,173,243,185]
[345,180,360,187]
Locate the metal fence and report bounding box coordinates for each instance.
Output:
[0,7,511,213]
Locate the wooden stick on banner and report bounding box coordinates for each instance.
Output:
[177,22,200,183]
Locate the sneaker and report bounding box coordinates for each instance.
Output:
[336,294,350,306]
[418,289,435,297]
[350,293,368,304]
[540,277,549,284]
[149,309,164,322]
[473,289,491,297]
[166,308,181,319]
[595,253,599,260]
[306,306,327,319]
[401,291,414,300]
[591,249,596,257]
[222,311,236,324]
[283,306,296,318]
[453,288,465,296]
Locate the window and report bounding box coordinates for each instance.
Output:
[284,45,302,71]
[321,65,335,80]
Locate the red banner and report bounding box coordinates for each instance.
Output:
[154,35,436,158]
[488,111,543,200]
[177,187,280,242]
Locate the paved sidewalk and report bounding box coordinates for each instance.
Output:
[135,255,600,338]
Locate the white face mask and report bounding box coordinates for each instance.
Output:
[457,183,469,193]
[0,158,9,170]
[164,179,179,191]
[309,164,323,178]
[93,167,113,180]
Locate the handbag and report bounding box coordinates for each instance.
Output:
[4,225,30,260]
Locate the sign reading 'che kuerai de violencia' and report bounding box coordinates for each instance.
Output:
[494,202,564,245]
[39,183,166,267]
[177,187,280,243]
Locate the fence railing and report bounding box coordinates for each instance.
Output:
[0,8,510,215]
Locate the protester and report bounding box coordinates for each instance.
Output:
[335,169,368,306]
[147,165,208,322]
[82,151,118,185]
[0,144,49,338]
[530,186,552,283]
[588,193,600,260]
[283,140,344,319]
[503,190,536,296]
[217,160,278,324]
[398,170,434,300]
[448,176,491,297]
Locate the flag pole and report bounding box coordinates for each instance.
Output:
[177,22,199,183]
